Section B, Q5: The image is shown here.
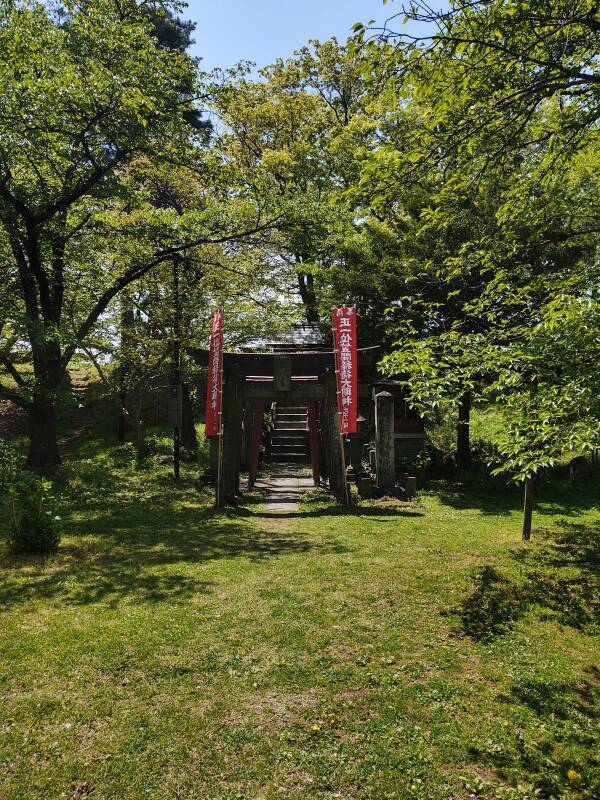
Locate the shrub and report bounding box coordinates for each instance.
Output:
[144,434,172,457]
[110,442,136,467]
[7,473,61,555]
[0,438,18,492]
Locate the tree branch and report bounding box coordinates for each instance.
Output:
[62,217,283,368]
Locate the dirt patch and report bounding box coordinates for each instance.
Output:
[224,688,320,730]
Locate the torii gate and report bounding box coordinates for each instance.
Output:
[189,344,379,506]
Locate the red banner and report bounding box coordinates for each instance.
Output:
[332,306,358,434]
[205,309,223,437]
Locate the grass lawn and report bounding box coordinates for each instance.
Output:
[1,438,598,799]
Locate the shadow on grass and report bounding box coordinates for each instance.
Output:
[468,666,600,798]
[427,463,600,519]
[458,520,600,641]
[0,501,350,609]
[241,505,425,521]
[510,667,599,721]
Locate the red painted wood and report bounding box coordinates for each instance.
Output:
[308,400,320,486]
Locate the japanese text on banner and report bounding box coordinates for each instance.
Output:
[205,309,223,437]
[332,306,358,435]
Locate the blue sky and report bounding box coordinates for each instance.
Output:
[184,0,420,71]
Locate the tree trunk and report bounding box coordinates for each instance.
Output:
[456,394,472,469]
[26,393,61,474]
[296,265,319,324]
[180,382,197,451]
[135,419,146,464]
[522,477,534,541]
[117,301,135,441]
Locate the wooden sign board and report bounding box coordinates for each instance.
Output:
[273,355,292,392]
[167,384,183,428]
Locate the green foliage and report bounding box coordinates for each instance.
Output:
[356,2,600,485]
[364,0,600,181]
[0,439,19,492]
[6,471,61,556]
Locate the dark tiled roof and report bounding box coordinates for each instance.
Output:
[244,324,329,352]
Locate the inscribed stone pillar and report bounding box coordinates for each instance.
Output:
[375,391,395,490]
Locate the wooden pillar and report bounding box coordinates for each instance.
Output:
[324,370,348,505]
[209,436,219,472]
[375,391,395,491]
[318,400,329,485]
[241,400,254,471]
[347,433,362,483]
[248,402,266,488]
[307,400,320,486]
[221,365,244,501]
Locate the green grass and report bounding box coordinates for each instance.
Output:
[1,435,599,799]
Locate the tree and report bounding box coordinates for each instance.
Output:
[0,0,275,473]
[209,39,374,325]
[0,0,194,470]
[361,0,600,179]
[354,1,600,533]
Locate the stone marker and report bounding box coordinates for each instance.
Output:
[375,391,395,490]
[369,448,377,473]
[569,455,590,481]
[358,475,373,499]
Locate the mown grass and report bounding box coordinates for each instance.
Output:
[0,431,598,799]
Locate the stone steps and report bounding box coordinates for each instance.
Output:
[271,404,309,463]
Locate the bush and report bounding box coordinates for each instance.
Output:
[7,473,61,555]
[0,438,18,492]
[144,434,172,457]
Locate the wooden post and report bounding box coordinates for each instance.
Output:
[522,477,534,541]
[318,400,329,486]
[172,255,181,480]
[221,366,243,501]
[375,391,395,491]
[347,433,362,483]
[325,370,349,505]
[248,402,265,488]
[209,435,219,472]
[241,401,254,471]
[307,400,320,486]
[273,354,292,392]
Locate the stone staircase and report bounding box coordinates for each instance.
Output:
[270,404,309,463]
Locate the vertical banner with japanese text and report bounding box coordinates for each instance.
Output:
[205,309,224,437]
[332,306,358,435]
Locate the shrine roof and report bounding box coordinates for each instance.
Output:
[242,324,329,352]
